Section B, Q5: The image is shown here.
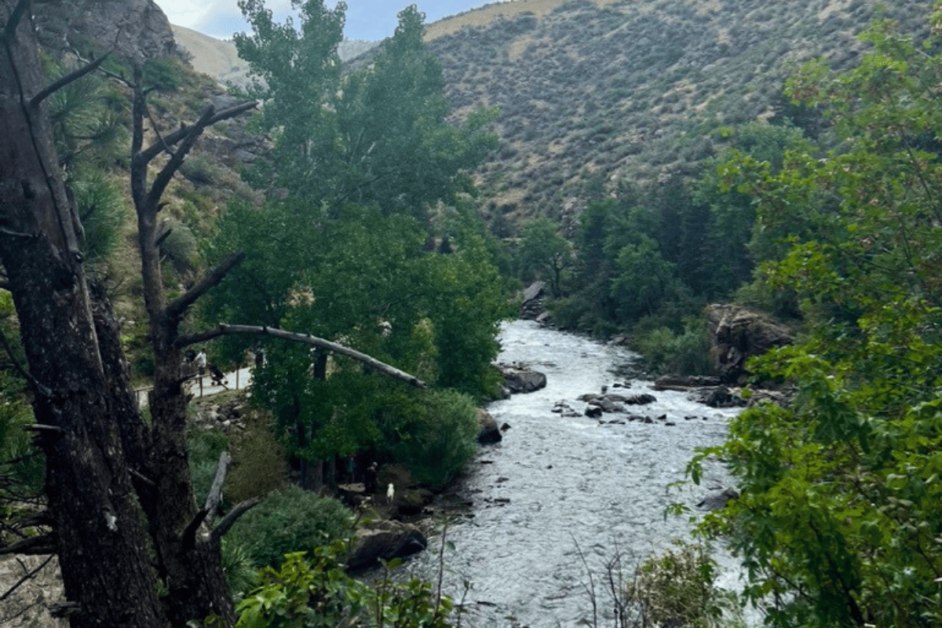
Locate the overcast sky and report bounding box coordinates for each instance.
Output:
[154,0,492,42]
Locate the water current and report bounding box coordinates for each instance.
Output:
[408,320,749,627]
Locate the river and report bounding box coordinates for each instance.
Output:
[407,320,748,627]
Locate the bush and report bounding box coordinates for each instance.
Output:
[225,416,288,504]
[72,169,126,264]
[387,389,480,489]
[631,318,713,376]
[227,485,352,568]
[624,541,737,628]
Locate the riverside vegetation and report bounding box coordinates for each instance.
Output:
[3,0,942,627]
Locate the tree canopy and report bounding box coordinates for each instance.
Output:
[691,9,942,626]
[204,1,506,483]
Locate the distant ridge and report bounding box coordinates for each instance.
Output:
[171,24,377,87]
[424,0,619,40]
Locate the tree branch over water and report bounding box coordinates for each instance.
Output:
[177,324,426,388]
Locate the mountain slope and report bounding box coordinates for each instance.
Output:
[425,0,933,228]
[171,0,935,231]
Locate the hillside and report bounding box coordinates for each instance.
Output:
[422,0,933,229]
[176,0,934,233]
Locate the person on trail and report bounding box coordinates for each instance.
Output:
[195,348,207,382]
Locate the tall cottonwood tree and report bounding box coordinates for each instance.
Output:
[0,1,423,625]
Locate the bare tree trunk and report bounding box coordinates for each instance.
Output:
[0,2,166,626]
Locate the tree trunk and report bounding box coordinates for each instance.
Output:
[0,3,166,626]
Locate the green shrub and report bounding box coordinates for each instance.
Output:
[388,390,479,489]
[220,537,258,600]
[226,417,288,504]
[72,169,126,263]
[227,485,352,568]
[215,547,454,628]
[625,541,737,628]
[632,318,713,376]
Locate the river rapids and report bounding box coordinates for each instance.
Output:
[406,320,753,627]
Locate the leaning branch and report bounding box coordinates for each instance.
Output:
[177,324,426,388]
[163,252,245,323]
[0,534,56,556]
[1,0,29,44]
[136,101,257,168]
[30,54,109,108]
[210,497,263,544]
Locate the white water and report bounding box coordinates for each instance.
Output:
[408,320,750,627]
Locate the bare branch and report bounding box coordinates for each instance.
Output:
[136,101,257,168]
[164,252,246,323]
[203,451,231,525]
[0,555,54,603]
[182,508,209,551]
[177,324,426,388]
[30,54,109,108]
[0,535,56,556]
[211,497,263,544]
[22,424,63,434]
[146,105,215,212]
[1,0,29,44]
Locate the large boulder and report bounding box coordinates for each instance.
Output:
[34,0,176,63]
[477,408,502,444]
[705,304,793,383]
[498,364,547,394]
[347,521,428,571]
[520,281,546,320]
[696,487,740,511]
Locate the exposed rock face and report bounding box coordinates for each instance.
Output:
[34,0,176,63]
[347,521,428,571]
[705,304,793,383]
[520,281,546,320]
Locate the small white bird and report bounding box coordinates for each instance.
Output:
[386,483,395,504]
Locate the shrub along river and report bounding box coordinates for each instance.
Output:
[407,320,751,627]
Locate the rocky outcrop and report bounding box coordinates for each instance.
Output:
[34,0,176,63]
[706,304,793,384]
[520,281,546,320]
[477,408,502,444]
[347,521,428,571]
[686,386,747,409]
[498,364,547,394]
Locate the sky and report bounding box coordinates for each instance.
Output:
[154,0,493,42]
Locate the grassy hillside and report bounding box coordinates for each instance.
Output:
[172,0,935,234]
[424,0,933,230]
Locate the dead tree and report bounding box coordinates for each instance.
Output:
[0,2,424,625]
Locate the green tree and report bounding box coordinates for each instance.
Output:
[204,1,504,485]
[517,217,571,298]
[692,9,942,626]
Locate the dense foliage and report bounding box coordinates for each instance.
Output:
[199,1,506,485]
[689,8,942,626]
